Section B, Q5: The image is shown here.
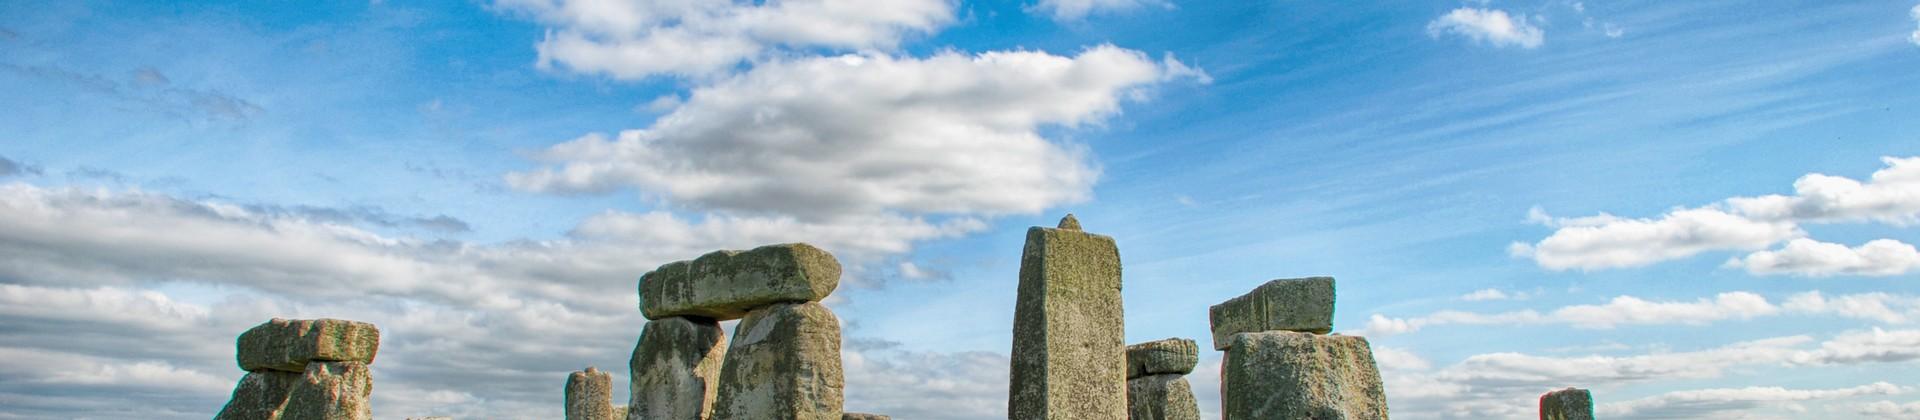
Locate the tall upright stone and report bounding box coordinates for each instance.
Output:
[629,316,728,420]
[711,302,844,420]
[282,361,374,420]
[1008,214,1126,420]
[215,370,301,419]
[1220,331,1387,419]
[1539,388,1593,420]
[568,367,615,420]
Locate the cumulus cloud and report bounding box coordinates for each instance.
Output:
[1862,399,1920,418]
[507,46,1196,219]
[1426,8,1545,49]
[1727,156,1920,225]
[1728,238,1920,277]
[1459,288,1530,301]
[1366,292,1779,336]
[1597,382,1906,418]
[1510,208,1801,270]
[1028,0,1174,21]
[495,0,954,79]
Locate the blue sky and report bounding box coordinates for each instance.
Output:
[2,0,1919,418]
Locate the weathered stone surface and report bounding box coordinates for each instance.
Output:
[238,318,381,372]
[1539,388,1593,420]
[1126,338,1198,379]
[1008,215,1126,420]
[215,370,301,420]
[568,367,615,420]
[629,316,727,420]
[712,302,844,420]
[1126,374,1200,420]
[1221,331,1386,419]
[640,243,842,321]
[282,361,374,420]
[841,414,890,420]
[1208,277,1334,350]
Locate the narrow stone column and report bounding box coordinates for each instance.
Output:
[711,302,844,420]
[1008,214,1126,419]
[1539,388,1594,420]
[567,367,615,420]
[628,316,728,420]
[283,361,374,420]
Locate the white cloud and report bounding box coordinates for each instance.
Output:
[1910,4,1920,47]
[1512,207,1801,270]
[1367,292,1779,336]
[507,46,1197,220]
[1597,382,1906,418]
[1728,238,1920,277]
[1459,288,1530,301]
[1788,327,1920,365]
[1426,8,1545,49]
[1727,156,1920,225]
[1028,0,1173,22]
[1861,400,1920,418]
[1783,291,1920,324]
[495,0,955,79]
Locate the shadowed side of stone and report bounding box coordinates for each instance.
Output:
[640,243,842,321]
[1008,216,1126,419]
[712,302,843,420]
[1539,388,1593,420]
[1126,338,1198,379]
[841,413,891,420]
[1208,277,1334,350]
[567,367,614,420]
[214,370,301,420]
[238,318,381,372]
[281,361,373,420]
[1221,331,1387,420]
[1126,374,1200,420]
[629,316,728,420]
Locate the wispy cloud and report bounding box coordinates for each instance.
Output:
[1367,290,1920,337]
[1426,8,1545,49]
[1027,0,1174,22]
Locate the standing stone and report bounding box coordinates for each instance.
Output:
[281,361,374,420]
[1008,214,1126,420]
[842,414,890,420]
[1539,388,1593,420]
[1221,331,1387,420]
[712,302,844,420]
[568,367,615,420]
[1208,277,1334,350]
[215,370,302,420]
[238,318,381,372]
[1126,338,1198,379]
[1126,374,1200,420]
[629,316,728,420]
[640,243,842,321]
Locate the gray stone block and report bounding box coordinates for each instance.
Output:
[282,361,373,420]
[567,367,615,420]
[712,302,843,420]
[640,243,842,321]
[1221,331,1387,420]
[1008,215,1126,420]
[629,316,728,420]
[1539,388,1593,420]
[215,370,301,420]
[1209,277,1334,350]
[1126,338,1198,379]
[1126,374,1200,420]
[238,318,381,373]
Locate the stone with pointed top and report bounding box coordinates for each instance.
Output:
[1008,215,1125,419]
[1539,388,1593,420]
[568,367,615,420]
[1057,214,1082,230]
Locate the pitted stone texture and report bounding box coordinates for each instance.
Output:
[712,302,843,420]
[568,367,615,420]
[1126,338,1198,379]
[215,370,301,420]
[1126,374,1200,420]
[1209,277,1334,350]
[841,414,890,420]
[282,361,373,420]
[1539,388,1593,420]
[1008,220,1126,420]
[629,316,727,420]
[640,243,842,321]
[238,318,381,372]
[1221,331,1387,420]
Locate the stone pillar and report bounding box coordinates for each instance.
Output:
[1220,331,1387,419]
[568,367,615,420]
[1008,214,1126,419]
[628,317,727,420]
[284,361,374,419]
[216,318,380,420]
[1540,388,1594,420]
[1125,338,1200,420]
[711,302,844,419]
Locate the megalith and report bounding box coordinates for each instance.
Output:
[216,318,380,420]
[282,361,374,420]
[1208,277,1334,350]
[1008,214,1127,419]
[628,316,728,420]
[1539,388,1594,420]
[568,367,616,420]
[1124,338,1200,420]
[639,243,841,321]
[1220,331,1387,419]
[215,370,301,419]
[711,302,844,420]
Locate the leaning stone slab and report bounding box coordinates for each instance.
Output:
[1539,388,1593,420]
[841,414,890,420]
[238,318,381,372]
[640,243,842,321]
[712,302,844,420]
[567,367,615,420]
[1008,214,1127,420]
[629,316,728,420]
[282,361,374,420]
[215,370,301,420]
[1126,338,1198,379]
[1208,277,1334,350]
[1221,331,1387,420]
[1127,374,1200,420]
